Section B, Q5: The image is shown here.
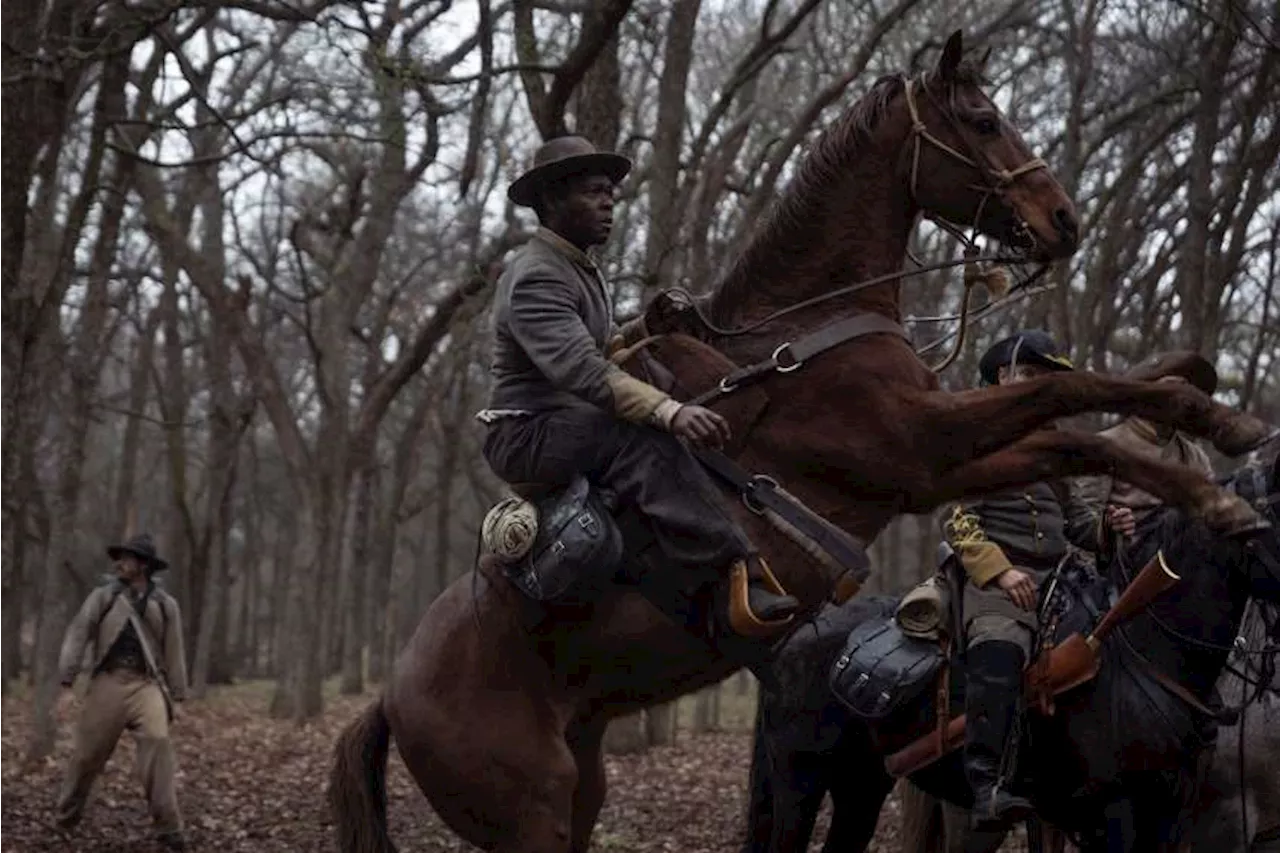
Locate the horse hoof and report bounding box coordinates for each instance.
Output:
[1214,420,1280,458]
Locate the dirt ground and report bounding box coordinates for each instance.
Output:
[1,681,1027,852]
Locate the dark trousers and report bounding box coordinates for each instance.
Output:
[482,406,751,571]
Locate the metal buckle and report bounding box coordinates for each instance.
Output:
[741,474,780,515]
[772,343,803,373]
[718,375,738,394]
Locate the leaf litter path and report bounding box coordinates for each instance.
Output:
[2,684,1024,852]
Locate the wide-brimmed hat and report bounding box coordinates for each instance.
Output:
[1123,350,1218,396]
[507,135,631,208]
[979,329,1074,386]
[107,533,169,573]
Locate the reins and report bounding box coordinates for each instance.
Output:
[644,72,1056,377]
[658,250,1035,340]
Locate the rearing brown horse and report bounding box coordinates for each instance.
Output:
[329,31,1275,853]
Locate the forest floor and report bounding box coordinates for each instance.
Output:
[1,680,1028,852]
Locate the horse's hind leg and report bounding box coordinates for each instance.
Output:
[565,716,607,853]
[824,761,893,852]
[929,373,1276,461]
[922,428,1263,535]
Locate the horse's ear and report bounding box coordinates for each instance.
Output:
[937,30,964,80]
[978,44,993,74]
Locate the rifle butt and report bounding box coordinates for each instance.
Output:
[1090,549,1180,644]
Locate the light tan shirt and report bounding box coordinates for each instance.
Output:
[1073,417,1215,528]
[58,581,188,699]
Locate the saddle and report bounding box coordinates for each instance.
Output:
[478,332,873,634]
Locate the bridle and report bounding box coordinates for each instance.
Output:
[901,74,1050,253]
[899,73,1053,370]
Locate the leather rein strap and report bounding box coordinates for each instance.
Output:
[674,315,905,584]
[692,448,871,583]
[688,312,910,408]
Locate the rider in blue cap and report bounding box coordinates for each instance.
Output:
[945,329,1115,832]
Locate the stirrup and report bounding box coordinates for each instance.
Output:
[728,557,795,638]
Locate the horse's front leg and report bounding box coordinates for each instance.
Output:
[920,428,1264,536]
[928,374,1277,462]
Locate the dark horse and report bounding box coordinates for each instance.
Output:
[744,454,1280,852]
[329,31,1275,853]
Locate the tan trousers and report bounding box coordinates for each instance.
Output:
[963,564,1049,658]
[56,669,181,834]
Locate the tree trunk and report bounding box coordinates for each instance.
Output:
[158,267,193,617]
[604,712,650,755]
[0,0,45,696]
[28,404,97,759]
[693,685,719,733]
[643,0,702,294]
[645,701,677,746]
[113,309,160,539]
[342,461,378,694]
[1176,0,1238,352]
[267,516,294,680]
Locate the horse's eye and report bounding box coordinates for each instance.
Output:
[972,115,1000,136]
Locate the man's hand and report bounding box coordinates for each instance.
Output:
[1105,504,1136,537]
[671,404,732,450]
[995,567,1037,611]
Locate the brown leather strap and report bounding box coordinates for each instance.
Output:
[690,313,909,407]
[692,448,871,582]
[1147,666,1231,722]
[1114,623,1236,724]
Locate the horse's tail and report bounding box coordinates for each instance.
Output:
[740,691,774,853]
[328,697,396,853]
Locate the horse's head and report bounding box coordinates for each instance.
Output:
[904,30,1079,262]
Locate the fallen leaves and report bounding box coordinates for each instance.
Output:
[1,683,1028,851]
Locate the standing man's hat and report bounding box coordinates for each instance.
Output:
[1123,350,1218,396]
[507,135,632,208]
[107,533,169,573]
[978,329,1074,386]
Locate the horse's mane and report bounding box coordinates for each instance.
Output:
[707,60,989,325]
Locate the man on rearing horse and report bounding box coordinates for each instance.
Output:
[943,330,1123,834]
[477,134,800,637]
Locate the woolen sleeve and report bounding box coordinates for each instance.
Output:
[942,503,1013,587]
[162,596,188,701]
[58,589,102,683]
[508,272,671,422]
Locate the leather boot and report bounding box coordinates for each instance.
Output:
[964,640,1033,833]
[725,555,800,638]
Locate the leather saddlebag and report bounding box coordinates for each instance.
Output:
[505,476,624,604]
[828,616,945,720]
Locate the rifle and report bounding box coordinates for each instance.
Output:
[884,550,1181,778]
[125,605,177,723]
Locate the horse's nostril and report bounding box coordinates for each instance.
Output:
[1052,208,1078,238]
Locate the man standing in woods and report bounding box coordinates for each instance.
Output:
[477,134,799,637]
[55,533,188,851]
